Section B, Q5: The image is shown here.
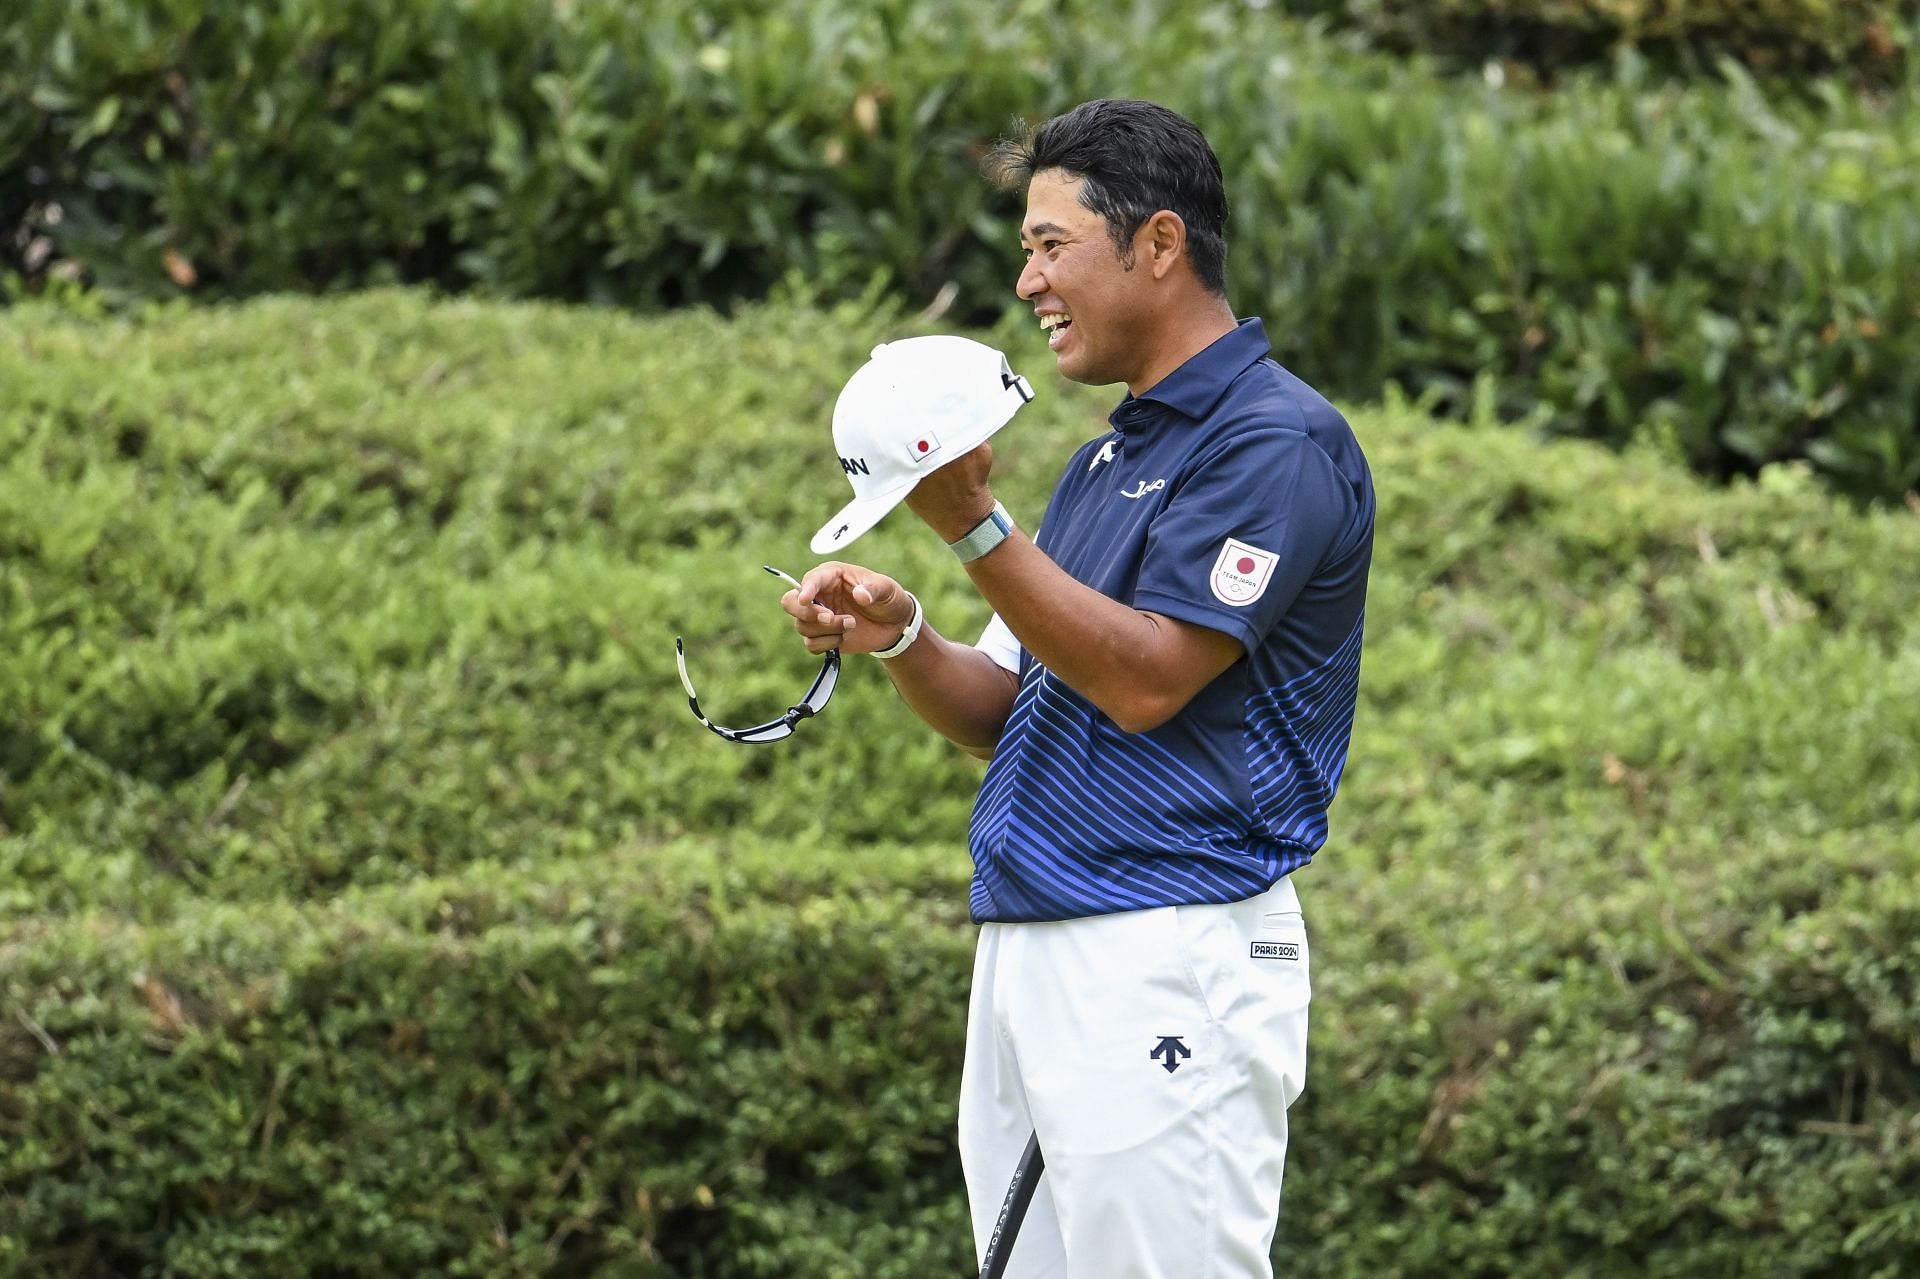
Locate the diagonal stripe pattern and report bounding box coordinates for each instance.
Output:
[969,615,1365,923]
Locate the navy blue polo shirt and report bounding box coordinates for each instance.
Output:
[968,317,1374,924]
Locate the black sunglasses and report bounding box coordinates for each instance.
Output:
[674,566,841,744]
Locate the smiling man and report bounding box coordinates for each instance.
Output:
[783,99,1375,1277]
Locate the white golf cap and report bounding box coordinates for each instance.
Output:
[809,335,1034,554]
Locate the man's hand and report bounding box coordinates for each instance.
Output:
[783,562,917,655]
[905,442,998,542]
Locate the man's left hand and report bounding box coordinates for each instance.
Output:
[905,442,997,542]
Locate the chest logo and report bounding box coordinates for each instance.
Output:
[1209,538,1279,607]
[1120,478,1165,500]
[1087,439,1119,472]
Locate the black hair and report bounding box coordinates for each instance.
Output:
[983,99,1229,295]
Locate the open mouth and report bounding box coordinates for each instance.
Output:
[1040,313,1073,350]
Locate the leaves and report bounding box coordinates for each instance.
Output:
[3,277,1919,1276]
[5,0,1918,498]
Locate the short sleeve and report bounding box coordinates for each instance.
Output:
[975,612,1023,673]
[1131,429,1352,653]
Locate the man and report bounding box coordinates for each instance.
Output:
[783,99,1374,1277]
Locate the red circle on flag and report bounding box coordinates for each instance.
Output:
[1236,556,1256,574]
[917,439,929,452]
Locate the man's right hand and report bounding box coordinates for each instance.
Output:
[782,562,917,656]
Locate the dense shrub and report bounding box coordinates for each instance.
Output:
[1279,0,1918,81]
[3,840,1916,1275]
[0,845,979,1277]
[4,292,1916,913]
[4,0,1918,498]
[2,294,1917,1272]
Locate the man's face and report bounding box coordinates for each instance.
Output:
[1016,169,1149,387]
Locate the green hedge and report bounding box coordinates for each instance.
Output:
[4,292,1917,914]
[3,294,1918,1272]
[1279,0,1919,81]
[5,0,1919,500]
[4,839,1917,1275]
[0,844,978,1277]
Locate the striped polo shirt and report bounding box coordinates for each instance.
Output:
[968,317,1373,924]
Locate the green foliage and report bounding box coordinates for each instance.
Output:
[3,294,1919,1272]
[1277,0,1919,82]
[0,845,977,1276]
[5,0,1920,499]
[6,836,1919,1276]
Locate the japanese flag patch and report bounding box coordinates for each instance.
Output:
[1209,537,1279,607]
[905,430,943,466]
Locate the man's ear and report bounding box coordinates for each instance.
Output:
[1141,211,1187,281]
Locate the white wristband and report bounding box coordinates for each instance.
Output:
[871,591,923,660]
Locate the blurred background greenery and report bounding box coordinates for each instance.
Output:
[3,1,1918,1275]
[8,0,1920,500]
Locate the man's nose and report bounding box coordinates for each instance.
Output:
[1015,256,1044,302]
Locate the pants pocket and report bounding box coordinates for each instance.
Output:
[1252,909,1308,969]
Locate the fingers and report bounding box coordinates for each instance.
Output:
[903,444,995,537]
[783,588,853,651]
[780,562,913,654]
[782,565,855,654]
[780,564,840,623]
[795,561,854,611]
[851,578,899,611]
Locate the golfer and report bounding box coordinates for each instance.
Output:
[784,99,1374,1278]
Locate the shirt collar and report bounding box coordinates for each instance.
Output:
[1108,317,1271,433]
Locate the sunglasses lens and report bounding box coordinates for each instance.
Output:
[727,718,797,744]
[800,650,841,714]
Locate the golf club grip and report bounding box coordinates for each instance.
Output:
[977,1132,1044,1279]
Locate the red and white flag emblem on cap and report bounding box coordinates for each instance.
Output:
[1209,537,1278,606]
[905,430,943,466]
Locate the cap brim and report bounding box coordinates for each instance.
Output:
[810,486,914,555]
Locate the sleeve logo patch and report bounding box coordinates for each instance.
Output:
[1209,538,1278,606]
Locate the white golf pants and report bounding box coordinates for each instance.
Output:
[959,876,1311,1279]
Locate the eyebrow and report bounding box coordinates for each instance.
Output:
[1019,221,1070,244]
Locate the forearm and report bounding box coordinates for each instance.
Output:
[896,448,1241,737]
[960,534,1207,733]
[872,622,1020,758]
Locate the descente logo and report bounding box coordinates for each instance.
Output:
[1250,940,1300,961]
[839,457,871,476]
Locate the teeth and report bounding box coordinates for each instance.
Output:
[1040,315,1071,333]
